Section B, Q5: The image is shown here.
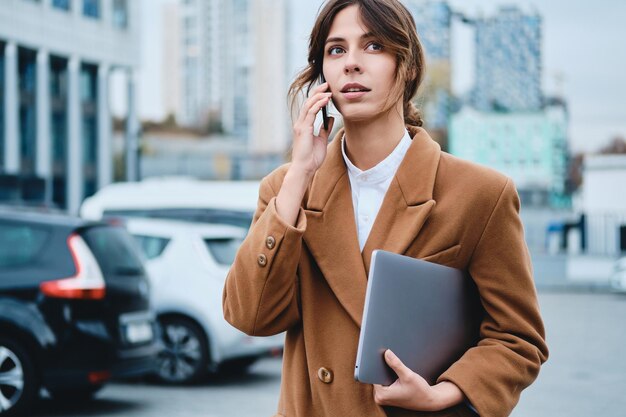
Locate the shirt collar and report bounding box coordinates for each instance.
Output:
[341,129,412,184]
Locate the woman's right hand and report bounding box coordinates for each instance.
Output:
[290,82,335,178]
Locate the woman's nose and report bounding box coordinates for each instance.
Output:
[343,51,362,74]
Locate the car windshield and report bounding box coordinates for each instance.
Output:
[203,237,243,266]
[81,226,145,275]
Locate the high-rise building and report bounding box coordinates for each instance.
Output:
[0,0,140,214]
[162,2,181,120]
[472,6,542,112]
[177,0,219,129]
[173,0,311,152]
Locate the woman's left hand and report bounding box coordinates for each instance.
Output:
[372,350,465,411]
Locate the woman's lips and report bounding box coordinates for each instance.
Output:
[342,90,368,100]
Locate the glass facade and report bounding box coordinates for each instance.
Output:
[80,63,98,200]
[83,0,100,19]
[0,44,5,172]
[472,6,542,112]
[52,0,71,11]
[50,56,68,209]
[18,47,37,176]
[112,0,128,29]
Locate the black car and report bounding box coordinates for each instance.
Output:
[0,207,161,416]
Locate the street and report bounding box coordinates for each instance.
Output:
[32,291,626,417]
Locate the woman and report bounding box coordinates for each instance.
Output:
[223,1,548,416]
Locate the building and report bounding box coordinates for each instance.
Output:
[471,6,542,112]
[449,102,569,207]
[0,0,140,214]
[162,1,181,121]
[404,0,453,131]
[171,0,307,153]
[582,154,626,256]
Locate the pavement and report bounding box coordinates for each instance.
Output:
[30,291,626,417]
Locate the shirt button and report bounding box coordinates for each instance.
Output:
[317,367,333,384]
[265,236,276,250]
[257,254,267,267]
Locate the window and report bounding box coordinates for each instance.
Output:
[112,0,128,29]
[83,0,100,19]
[81,226,145,275]
[52,0,70,11]
[204,238,243,266]
[0,222,50,268]
[132,235,171,260]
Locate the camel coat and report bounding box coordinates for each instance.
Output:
[223,126,548,417]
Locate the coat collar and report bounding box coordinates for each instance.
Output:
[302,125,441,328]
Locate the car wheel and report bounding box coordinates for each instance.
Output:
[48,384,104,402]
[0,337,39,417]
[156,317,209,384]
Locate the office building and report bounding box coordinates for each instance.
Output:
[173,0,301,153]
[472,6,542,112]
[0,0,140,214]
[449,102,569,207]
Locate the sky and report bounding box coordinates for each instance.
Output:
[125,0,626,154]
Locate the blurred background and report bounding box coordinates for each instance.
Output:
[0,0,625,416]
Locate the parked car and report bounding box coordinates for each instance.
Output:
[0,207,161,416]
[610,256,626,292]
[79,177,259,229]
[123,217,284,384]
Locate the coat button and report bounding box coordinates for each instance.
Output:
[317,367,333,384]
[257,254,267,267]
[266,236,276,250]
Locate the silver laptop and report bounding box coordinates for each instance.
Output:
[354,249,483,386]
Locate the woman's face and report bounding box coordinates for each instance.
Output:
[322,5,399,122]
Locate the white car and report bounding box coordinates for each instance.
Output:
[80,177,259,229]
[124,217,283,384]
[611,256,626,292]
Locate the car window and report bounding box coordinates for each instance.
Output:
[81,226,145,275]
[104,209,254,230]
[203,238,243,266]
[0,222,50,268]
[132,234,171,260]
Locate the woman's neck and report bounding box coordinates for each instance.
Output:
[342,106,407,171]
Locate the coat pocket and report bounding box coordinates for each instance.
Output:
[420,244,461,265]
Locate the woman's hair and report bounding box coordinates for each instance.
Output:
[288,0,426,127]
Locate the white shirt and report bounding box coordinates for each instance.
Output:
[341,129,412,251]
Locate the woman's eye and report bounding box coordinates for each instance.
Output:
[328,46,344,55]
[366,42,383,51]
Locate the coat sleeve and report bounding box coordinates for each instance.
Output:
[436,178,549,417]
[222,174,307,336]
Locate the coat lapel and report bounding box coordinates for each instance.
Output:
[302,126,441,328]
[303,130,367,328]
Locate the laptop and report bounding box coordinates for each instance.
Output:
[354,249,483,386]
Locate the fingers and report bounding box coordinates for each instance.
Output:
[301,94,332,130]
[296,82,332,125]
[320,116,335,139]
[384,349,414,381]
[373,384,387,406]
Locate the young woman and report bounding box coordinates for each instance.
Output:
[223,1,548,416]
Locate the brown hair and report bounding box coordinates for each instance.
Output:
[288,0,425,127]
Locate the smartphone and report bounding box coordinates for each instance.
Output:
[320,74,329,131]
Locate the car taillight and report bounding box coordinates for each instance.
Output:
[40,233,106,300]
